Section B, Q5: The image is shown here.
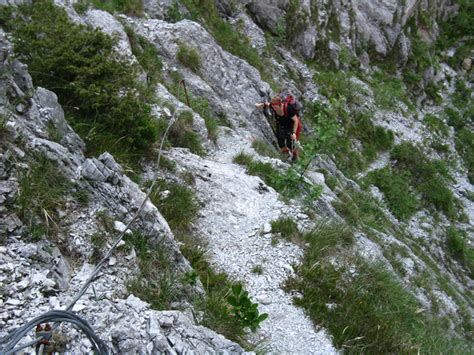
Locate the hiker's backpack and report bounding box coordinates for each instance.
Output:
[270,92,302,117]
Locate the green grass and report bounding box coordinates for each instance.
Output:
[446,227,473,277]
[251,139,279,159]
[73,0,143,16]
[424,113,449,137]
[176,233,262,347]
[285,220,470,353]
[391,142,460,220]
[1,0,158,165]
[125,232,187,310]
[233,152,322,200]
[176,43,202,73]
[370,72,414,111]
[147,178,200,232]
[270,217,300,243]
[168,111,205,156]
[366,167,418,220]
[16,154,72,240]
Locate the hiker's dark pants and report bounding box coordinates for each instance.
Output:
[277,124,297,157]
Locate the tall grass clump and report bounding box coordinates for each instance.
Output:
[16,154,72,240]
[390,142,460,219]
[1,0,158,164]
[167,111,205,155]
[176,43,202,73]
[285,220,470,353]
[446,227,473,276]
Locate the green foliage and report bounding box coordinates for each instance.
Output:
[147,179,200,232]
[16,154,72,239]
[176,43,202,73]
[228,284,268,332]
[3,1,158,164]
[455,127,474,184]
[270,217,300,243]
[233,152,322,200]
[391,142,461,219]
[180,0,275,86]
[168,111,205,155]
[125,232,185,310]
[366,167,418,220]
[74,0,143,16]
[370,72,414,111]
[424,113,449,136]
[251,265,263,275]
[166,0,184,22]
[333,189,390,232]
[286,220,469,353]
[446,227,473,276]
[124,25,163,87]
[46,121,63,143]
[314,70,366,105]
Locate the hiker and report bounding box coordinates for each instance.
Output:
[255,93,302,161]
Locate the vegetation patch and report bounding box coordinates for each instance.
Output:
[1,0,158,166]
[370,72,414,111]
[251,139,279,159]
[446,227,473,276]
[176,233,267,347]
[146,178,200,232]
[366,167,418,220]
[176,43,202,73]
[270,217,301,244]
[285,220,469,353]
[73,0,143,16]
[424,113,449,137]
[390,142,460,220]
[125,232,188,310]
[167,111,205,156]
[16,154,73,240]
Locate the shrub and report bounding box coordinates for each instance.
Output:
[147,179,200,232]
[168,111,205,155]
[16,154,72,239]
[367,167,418,220]
[176,44,202,73]
[446,227,473,277]
[2,1,158,164]
[370,72,414,111]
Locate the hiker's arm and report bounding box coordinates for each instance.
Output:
[291,115,298,140]
[255,102,269,109]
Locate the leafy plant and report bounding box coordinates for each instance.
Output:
[251,139,279,159]
[168,111,205,155]
[228,284,268,332]
[270,217,300,243]
[74,0,143,16]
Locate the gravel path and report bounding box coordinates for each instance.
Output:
[169,130,337,353]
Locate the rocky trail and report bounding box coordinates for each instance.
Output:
[167,128,337,353]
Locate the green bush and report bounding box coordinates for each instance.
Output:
[147,179,200,232]
[2,1,158,164]
[455,127,474,183]
[370,72,414,111]
[176,44,202,73]
[446,227,473,276]
[74,0,143,16]
[16,154,72,239]
[367,167,418,220]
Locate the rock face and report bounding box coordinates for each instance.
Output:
[0,29,243,353]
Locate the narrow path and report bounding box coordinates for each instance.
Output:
[169,131,337,353]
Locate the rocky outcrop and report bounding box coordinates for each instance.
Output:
[0,28,244,353]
